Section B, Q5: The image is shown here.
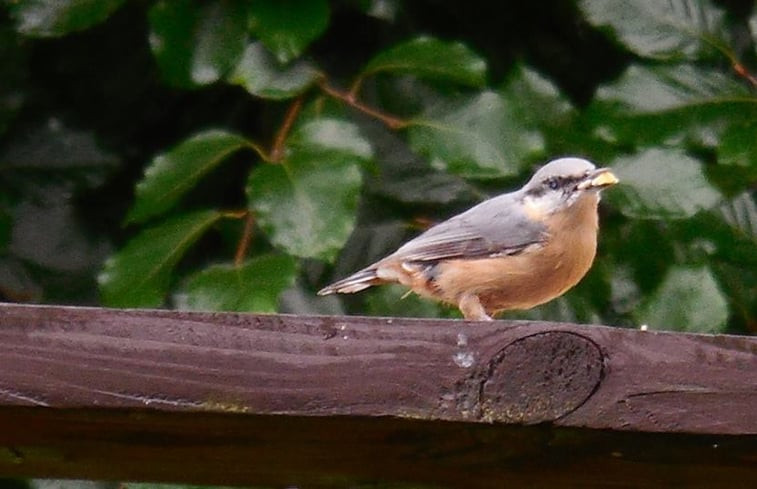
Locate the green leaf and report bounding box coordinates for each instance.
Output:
[501,65,574,125]
[501,64,577,156]
[228,42,318,100]
[711,195,757,327]
[99,210,222,308]
[9,187,110,273]
[609,220,675,293]
[248,154,363,262]
[287,119,373,160]
[9,0,126,37]
[0,118,119,187]
[365,284,449,318]
[668,194,757,269]
[719,192,757,241]
[247,153,361,261]
[189,1,249,84]
[361,36,487,87]
[408,90,544,179]
[594,64,751,115]
[510,294,603,325]
[372,170,476,205]
[360,0,399,22]
[127,130,251,224]
[637,265,728,333]
[149,0,248,88]
[148,0,196,88]
[588,64,755,146]
[247,119,369,261]
[717,120,757,170]
[579,0,727,61]
[175,254,297,312]
[608,148,721,219]
[248,0,330,63]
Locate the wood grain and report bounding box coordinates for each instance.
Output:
[0,303,755,487]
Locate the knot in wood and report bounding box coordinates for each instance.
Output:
[480,331,603,423]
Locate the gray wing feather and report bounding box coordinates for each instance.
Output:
[390,192,547,262]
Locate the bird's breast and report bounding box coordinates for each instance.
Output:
[433,194,600,312]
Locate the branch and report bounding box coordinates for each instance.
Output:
[733,62,757,88]
[234,211,256,267]
[270,96,304,162]
[318,79,409,130]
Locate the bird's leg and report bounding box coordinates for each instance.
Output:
[458,293,493,321]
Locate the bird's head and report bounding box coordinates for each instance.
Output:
[520,157,618,217]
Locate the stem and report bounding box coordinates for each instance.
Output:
[234,211,256,267]
[271,96,304,162]
[318,79,409,130]
[733,62,757,89]
[700,36,757,89]
[410,216,435,231]
[221,209,249,219]
[348,75,365,100]
[246,141,274,163]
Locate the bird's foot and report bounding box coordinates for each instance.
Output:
[458,293,493,321]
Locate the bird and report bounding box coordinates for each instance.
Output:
[318,157,618,321]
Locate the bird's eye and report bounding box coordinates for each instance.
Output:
[546,177,560,190]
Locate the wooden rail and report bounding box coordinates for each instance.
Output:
[0,303,755,488]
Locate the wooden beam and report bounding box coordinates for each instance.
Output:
[0,303,755,487]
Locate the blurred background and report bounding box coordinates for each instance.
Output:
[1,0,756,335]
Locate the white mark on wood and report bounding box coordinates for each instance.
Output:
[90,389,203,408]
[453,351,475,368]
[0,387,49,406]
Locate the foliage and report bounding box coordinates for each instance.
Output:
[98,209,223,307]
[1,0,756,335]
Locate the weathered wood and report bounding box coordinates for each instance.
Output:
[0,409,755,489]
[0,303,755,488]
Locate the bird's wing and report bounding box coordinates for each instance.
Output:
[389,193,548,263]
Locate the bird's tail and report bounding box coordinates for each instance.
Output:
[318,267,383,295]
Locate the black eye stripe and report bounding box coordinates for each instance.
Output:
[528,174,588,197]
[543,174,587,191]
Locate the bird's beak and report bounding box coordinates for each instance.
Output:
[577,168,619,190]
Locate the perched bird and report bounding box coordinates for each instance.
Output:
[318,157,618,320]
